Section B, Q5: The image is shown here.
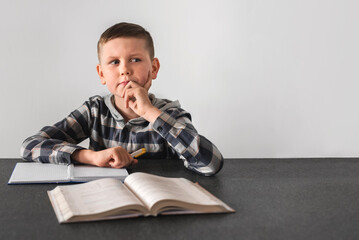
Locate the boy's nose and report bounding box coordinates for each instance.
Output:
[120,64,131,75]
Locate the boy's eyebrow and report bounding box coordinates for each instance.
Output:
[105,53,147,60]
[106,56,119,59]
[129,53,146,57]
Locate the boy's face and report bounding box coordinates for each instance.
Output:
[97,37,159,97]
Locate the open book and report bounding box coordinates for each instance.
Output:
[47,172,235,223]
[8,163,128,184]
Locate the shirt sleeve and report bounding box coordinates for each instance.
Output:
[152,108,224,176]
[20,100,93,164]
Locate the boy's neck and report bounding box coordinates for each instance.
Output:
[113,96,139,122]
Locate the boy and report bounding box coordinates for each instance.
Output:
[21,22,223,176]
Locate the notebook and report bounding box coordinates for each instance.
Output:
[8,162,129,184]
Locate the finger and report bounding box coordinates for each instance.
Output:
[109,153,124,168]
[128,99,137,111]
[122,151,135,167]
[108,159,115,168]
[123,81,140,93]
[111,160,125,169]
[120,80,136,99]
[123,88,132,108]
[129,80,140,87]
[121,82,131,98]
[127,156,137,167]
[130,158,139,166]
[124,90,137,109]
[103,154,115,168]
[112,151,134,168]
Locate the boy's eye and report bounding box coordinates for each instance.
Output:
[130,58,141,63]
[110,59,120,65]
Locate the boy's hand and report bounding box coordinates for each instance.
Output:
[121,79,152,115]
[72,147,138,168]
[93,147,138,168]
[121,76,161,122]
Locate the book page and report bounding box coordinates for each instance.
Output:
[51,178,145,217]
[8,162,69,183]
[125,173,219,210]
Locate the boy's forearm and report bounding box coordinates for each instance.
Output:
[71,149,95,165]
[20,133,84,164]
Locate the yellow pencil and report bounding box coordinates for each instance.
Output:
[131,148,146,158]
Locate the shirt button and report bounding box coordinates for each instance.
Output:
[157,126,163,132]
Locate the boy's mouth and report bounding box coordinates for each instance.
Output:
[119,81,129,86]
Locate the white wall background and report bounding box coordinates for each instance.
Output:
[1,0,358,158]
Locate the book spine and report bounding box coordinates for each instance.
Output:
[67,164,74,181]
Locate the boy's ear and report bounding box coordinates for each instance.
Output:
[96,64,106,85]
[151,58,160,80]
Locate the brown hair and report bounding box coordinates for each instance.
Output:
[97,22,155,62]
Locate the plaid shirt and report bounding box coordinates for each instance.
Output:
[21,94,223,176]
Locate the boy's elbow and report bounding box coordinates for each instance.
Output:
[202,153,224,176]
[185,150,224,177]
[210,154,224,176]
[183,136,224,176]
[20,136,39,162]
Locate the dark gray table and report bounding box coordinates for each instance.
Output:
[1,158,359,240]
